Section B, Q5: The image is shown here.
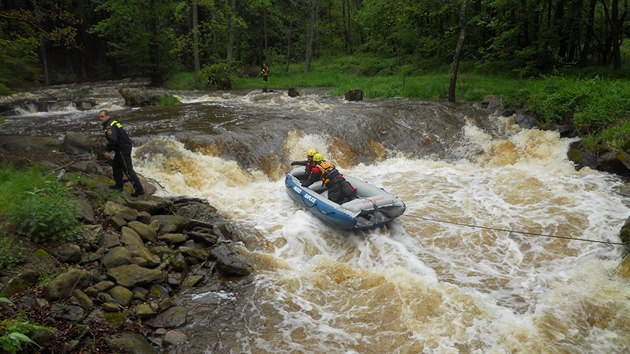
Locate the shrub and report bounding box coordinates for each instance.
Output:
[0,166,79,243]
[156,94,181,106]
[0,241,23,271]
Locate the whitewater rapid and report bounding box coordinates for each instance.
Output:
[133,117,629,353]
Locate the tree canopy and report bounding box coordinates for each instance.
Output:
[0,0,628,88]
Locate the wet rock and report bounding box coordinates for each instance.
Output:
[43,269,91,301]
[103,311,127,327]
[179,246,210,263]
[169,253,188,273]
[93,280,115,292]
[101,232,121,249]
[121,227,161,266]
[75,198,96,224]
[107,264,163,288]
[104,201,138,221]
[49,303,85,321]
[187,229,218,246]
[151,215,191,233]
[167,273,182,287]
[106,333,157,354]
[288,88,300,97]
[52,243,83,263]
[126,199,173,215]
[128,220,158,243]
[158,233,187,244]
[109,215,128,229]
[60,132,93,155]
[620,217,630,246]
[109,286,134,306]
[181,275,204,288]
[148,284,171,301]
[210,243,254,276]
[119,87,163,107]
[481,95,503,112]
[598,150,630,176]
[135,303,156,318]
[72,289,94,309]
[146,305,188,329]
[163,330,187,347]
[0,269,39,297]
[344,89,363,101]
[102,246,133,269]
[29,248,58,271]
[77,224,103,248]
[137,211,152,224]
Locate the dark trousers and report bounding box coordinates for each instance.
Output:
[112,148,143,192]
[327,177,356,204]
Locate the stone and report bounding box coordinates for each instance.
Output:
[49,303,85,321]
[102,246,132,269]
[101,233,121,249]
[181,275,204,288]
[93,280,115,292]
[210,243,254,276]
[126,199,173,215]
[72,289,94,309]
[107,264,163,288]
[43,269,91,301]
[145,305,188,329]
[52,243,83,263]
[106,333,157,354]
[150,215,191,233]
[108,285,134,306]
[103,201,138,221]
[135,303,155,318]
[158,233,187,244]
[75,198,96,224]
[163,330,187,347]
[0,269,39,297]
[128,220,158,243]
[103,302,122,312]
[108,215,128,229]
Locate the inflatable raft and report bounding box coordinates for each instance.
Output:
[285,167,406,230]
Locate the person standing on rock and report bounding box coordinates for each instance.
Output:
[98,110,145,197]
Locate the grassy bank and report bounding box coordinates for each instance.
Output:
[165,55,630,151]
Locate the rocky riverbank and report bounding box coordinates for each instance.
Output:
[0,136,256,353]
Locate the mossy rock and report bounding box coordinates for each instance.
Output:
[104,311,127,327]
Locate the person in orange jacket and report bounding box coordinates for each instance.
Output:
[302,153,356,204]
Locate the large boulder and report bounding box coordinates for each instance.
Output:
[43,269,91,301]
[107,264,163,288]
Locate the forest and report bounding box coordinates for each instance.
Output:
[0,0,628,90]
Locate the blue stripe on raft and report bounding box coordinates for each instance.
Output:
[285,174,357,229]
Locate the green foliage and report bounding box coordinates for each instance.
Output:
[0,83,12,96]
[201,63,232,90]
[156,94,182,106]
[164,72,201,90]
[0,318,52,354]
[0,166,79,243]
[0,240,23,271]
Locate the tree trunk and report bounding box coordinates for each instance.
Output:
[448,0,467,102]
[192,0,200,81]
[226,0,235,63]
[579,0,596,66]
[285,18,293,73]
[304,0,317,74]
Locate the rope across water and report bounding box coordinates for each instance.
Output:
[418,216,627,247]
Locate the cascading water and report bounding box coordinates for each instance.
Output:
[2,88,628,353]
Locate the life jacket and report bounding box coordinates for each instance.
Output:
[305,161,318,174]
[317,160,340,186]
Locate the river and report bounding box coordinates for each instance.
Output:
[1,88,628,353]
